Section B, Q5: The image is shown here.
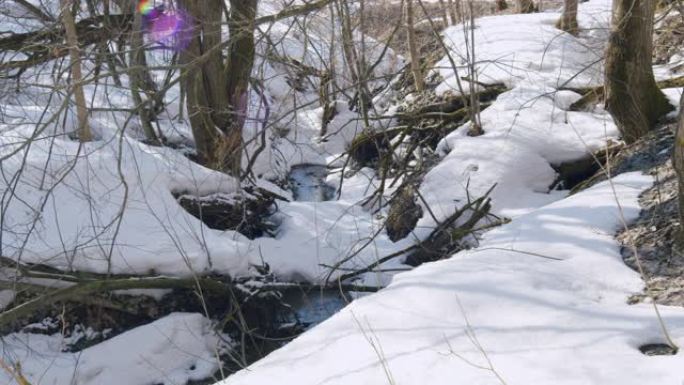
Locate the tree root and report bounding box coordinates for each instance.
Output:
[568,75,684,112]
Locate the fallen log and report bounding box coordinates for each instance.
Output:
[410,84,506,116]
[0,275,233,329]
[0,256,379,332]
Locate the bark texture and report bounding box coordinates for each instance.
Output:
[516,0,537,13]
[557,0,579,35]
[178,0,257,174]
[496,0,509,11]
[129,1,160,144]
[437,0,451,26]
[447,0,460,24]
[406,0,424,92]
[604,0,672,143]
[674,92,684,246]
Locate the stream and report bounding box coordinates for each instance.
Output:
[288,164,335,202]
[280,164,347,327]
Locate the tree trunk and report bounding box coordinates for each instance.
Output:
[406,0,425,92]
[556,0,579,35]
[447,0,460,24]
[604,0,672,143]
[516,0,537,13]
[178,0,226,168]
[129,1,160,144]
[496,0,509,11]
[60,0,93,142]
[224,0,257,175]
[178,0,256,175]
[336,0,372,125]
[674,93,684,248]
[437,0,451,26]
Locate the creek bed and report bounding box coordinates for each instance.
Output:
[288,164,335,202]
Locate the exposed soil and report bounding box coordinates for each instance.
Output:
[611,123,684,306]
[654,9,684,67]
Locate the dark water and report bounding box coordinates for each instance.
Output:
[280,288,349,328]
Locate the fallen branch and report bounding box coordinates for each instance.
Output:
[0,259,380,330]
[0,276,233,329]
[336,185,500,282]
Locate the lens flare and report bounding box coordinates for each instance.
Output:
[137,0,155,15]
[150,12,186,48]
[137,1,191,52]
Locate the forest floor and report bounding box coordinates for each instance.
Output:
[618,121,684,307]
[219,2,684,385]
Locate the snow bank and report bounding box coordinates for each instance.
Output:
[257,0,626,282]
[0,1,402,279]
[219,173,684,385]
[417,0,619,226]
[0,0,655,285]
[434,1,610,92]
[0,313,225,385]
[0,126,247,276]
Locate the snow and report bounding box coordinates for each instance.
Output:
[433,3,610,93]
[0,1,403,279]
[420,0,618,220]
[219,173,684,385]
[0,128,246,276]
[0,0,629,284]
[0,313,227,385]
[252,0,625,282]
[1,0,683,383]
[213,2,684,385]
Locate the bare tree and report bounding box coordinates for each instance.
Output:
[438,0,451,26]
[447,0,461,24]
[604,0,672,143]
[60,0,93,142]
[128,0,161,144]
[556,0,579,35]
[406,0,425,91]
[178,0,257,175]
[496,0,509,11]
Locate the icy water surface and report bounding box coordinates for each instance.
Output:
[288,164,335,202]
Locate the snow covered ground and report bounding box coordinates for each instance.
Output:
[0,0,666,285]
[219,172,684,385]
[1,313,226,385]
[0,0,403,280]
[1,0,683,383]
[215,1,684,385]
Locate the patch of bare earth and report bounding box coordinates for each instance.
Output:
[613,124,684,306]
